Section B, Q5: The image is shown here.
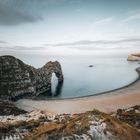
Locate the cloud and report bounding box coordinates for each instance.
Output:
[0,41,6,43]
[94,17,114,25]
[123,13,140,22]
[12,46,46,50]
[2,46,46,51]
[127,8,140,14]
[122,9,140,22]
[0,0,43,26]
[44,38,140,47]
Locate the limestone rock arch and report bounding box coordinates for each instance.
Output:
[0,55,64,100]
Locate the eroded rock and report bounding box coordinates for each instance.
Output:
[1,108,140,140]
[127,53,140,61]
[0,100,27,116]
[115,105,140,129]
[0,55,63,100]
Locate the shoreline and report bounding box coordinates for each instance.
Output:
[15,67,140,115]
[34,67,140,101]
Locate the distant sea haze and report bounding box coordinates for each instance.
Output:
[0,40,140,57]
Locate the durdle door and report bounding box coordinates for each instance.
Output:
[0,55,63,100]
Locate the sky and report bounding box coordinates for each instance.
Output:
[0,0,140,55]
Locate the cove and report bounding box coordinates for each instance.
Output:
[35,57,139,99]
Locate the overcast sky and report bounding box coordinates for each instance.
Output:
[0,0,140,50]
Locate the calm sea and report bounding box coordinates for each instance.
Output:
[0,47,139,99]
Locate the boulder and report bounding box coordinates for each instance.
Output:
[0,55,63,100]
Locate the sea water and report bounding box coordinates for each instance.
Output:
[37,56,139,99]
[0,47,139,99]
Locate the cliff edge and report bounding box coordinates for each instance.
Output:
[0,106,139,140]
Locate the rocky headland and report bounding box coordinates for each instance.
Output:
[0,55,63,100]
[127,52,140,61]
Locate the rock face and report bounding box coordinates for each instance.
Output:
[0,55,63,100]
[127,53,140,61]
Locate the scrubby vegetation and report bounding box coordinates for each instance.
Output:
[0,106,140,140]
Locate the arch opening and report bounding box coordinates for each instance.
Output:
[51,73,58,95]
[51,72,63,97]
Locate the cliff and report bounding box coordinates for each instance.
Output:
[0,55,63,100]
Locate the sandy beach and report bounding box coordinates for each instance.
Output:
[15,67,140,115]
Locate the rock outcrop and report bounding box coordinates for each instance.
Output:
[89,65,94,68]
[0,100,27,116]
[127,52,140,61]
[114,105,140,129]
[0,55,63,100]
[0,106,140,140]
